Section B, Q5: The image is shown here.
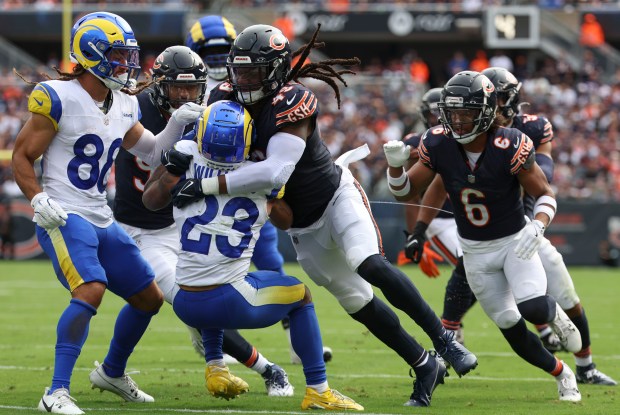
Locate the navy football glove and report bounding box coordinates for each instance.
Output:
[161,148,192,176]
[171,178,204,208]
[404,221,429,263]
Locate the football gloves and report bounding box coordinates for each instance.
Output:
[161,148,192,176]
[171,102,205,124]
[514,219,545,260]
[418,242,443,278]
[31,192,68,230]
[383,140,411,168]
[171,178,205,208]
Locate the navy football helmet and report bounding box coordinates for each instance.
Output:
[227,24,291,105]
[196,100,254,171]
[150,45,207,114]
[438,71,497,144]
[481,67,521,121]
[420,87,443,129]
[186,15,237,81]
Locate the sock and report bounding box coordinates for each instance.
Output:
[499,318,557,373]
[350,296,426,367]
[103,304,158,378]
[202,329,224,363]
[357,254,443,338]
[207,358,224,367]
[222,329,254,363]
[550,358,564,377]
[570,308,591,353]
[538,325,552,337]
[51,299,97,392]
[307,381,329,394]
[289,303,326,386]
[249,353,270,375]
[575,354,593,367]
[441,257,475,325]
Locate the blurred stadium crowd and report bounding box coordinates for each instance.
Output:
[2,49,619,203]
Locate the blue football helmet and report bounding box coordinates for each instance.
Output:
[70,12,140,90]
[186,15,236,81]
[196,100,254,171]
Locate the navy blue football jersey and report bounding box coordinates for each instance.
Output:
[418,126,534,241]
[512,113,553,150]
[113,92,174,230]
[403,131,453,219]
[209,81,341,228]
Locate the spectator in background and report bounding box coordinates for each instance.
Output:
[447,51,469,77]
[409,54,430,84]
[489,50,514,71]
[273,11,295,42]
[470,49,490,73]
[580,13,605,49]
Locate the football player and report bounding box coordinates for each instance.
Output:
[12,12,203,415]
[384,70,583,402]
[142,100,363,411]
[164,24,479,407]
[185,15,330,366]
[112,44,294,397]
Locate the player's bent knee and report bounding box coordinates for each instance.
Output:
[302,285,313,304]
[338,292,373,314]
[129,281,164,312]
[72,281,107,309]
[494,309,522,329]
[517,295,555,325]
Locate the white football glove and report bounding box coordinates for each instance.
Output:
[383,140,411,168]
[171,102,205,124]
[514,219,545,260]
[31,192,68,230]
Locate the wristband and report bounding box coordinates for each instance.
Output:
[389,177,411,197]
[200,177,219,195]
[387,168,408,187]
[533,195,556,223]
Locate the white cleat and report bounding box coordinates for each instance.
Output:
[38,387,84,414]
[549,306,582,353]
[89,361,154,403]
[555,363,582,402]
[262,364,294,397]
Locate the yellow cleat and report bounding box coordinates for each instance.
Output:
[205,365,249,400]
[301,387,364,411]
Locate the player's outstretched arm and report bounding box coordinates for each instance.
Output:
[143,165,181,211]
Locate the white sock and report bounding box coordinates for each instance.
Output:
[207,359,224,367]
[307,381,329,393]
[539,326,553,337]
[575,355,592,367]
[250,353,270,375]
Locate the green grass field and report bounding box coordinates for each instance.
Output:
[0,261,618,414]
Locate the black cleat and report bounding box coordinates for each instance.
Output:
[404,354,447,407]
[576,363,618,386]
[434,330,478,377]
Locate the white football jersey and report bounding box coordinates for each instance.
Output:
[28,79,139,226]
[173,140,269,286]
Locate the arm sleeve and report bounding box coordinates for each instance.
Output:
[127,117,185,166]
[535,153,554,184]
[225,132,306,195]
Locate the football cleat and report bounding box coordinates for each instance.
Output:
[576,363,618,386]
[404,354,448,407]
[555,363,581,402]
[548,306,582,353]
[540,331,567,353]
[38,387,84,414]
[89,361,154,402]
[205,365,249,400]
[290,346,334,365]
[262,364,294,397]
[433,330,478,377]
[187,326,205,357]
[301,387,364,411]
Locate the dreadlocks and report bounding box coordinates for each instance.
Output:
[288,24,360,109]
[14,65,153,96]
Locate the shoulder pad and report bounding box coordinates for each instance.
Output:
[207,82,234,105]
[28,82,62,131]
[271,83,318,127]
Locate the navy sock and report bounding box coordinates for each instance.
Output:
[203,329,225,362]
[222,329,254,363]
[51,299,97,392]
[500,318,557,372]
[570,308,591,351]
[103,304,158,378]
[441,257,475,325]
[289,303,326,385]
[358,254,444,338]
[351,296,426,367]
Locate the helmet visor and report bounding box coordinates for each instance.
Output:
[228,64,270,91]
[161,81,205,109]
[106,46,140,82]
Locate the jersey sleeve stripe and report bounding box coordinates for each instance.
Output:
[418,141,433,168]
[510,134,533,174]
[28,83,62,130]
